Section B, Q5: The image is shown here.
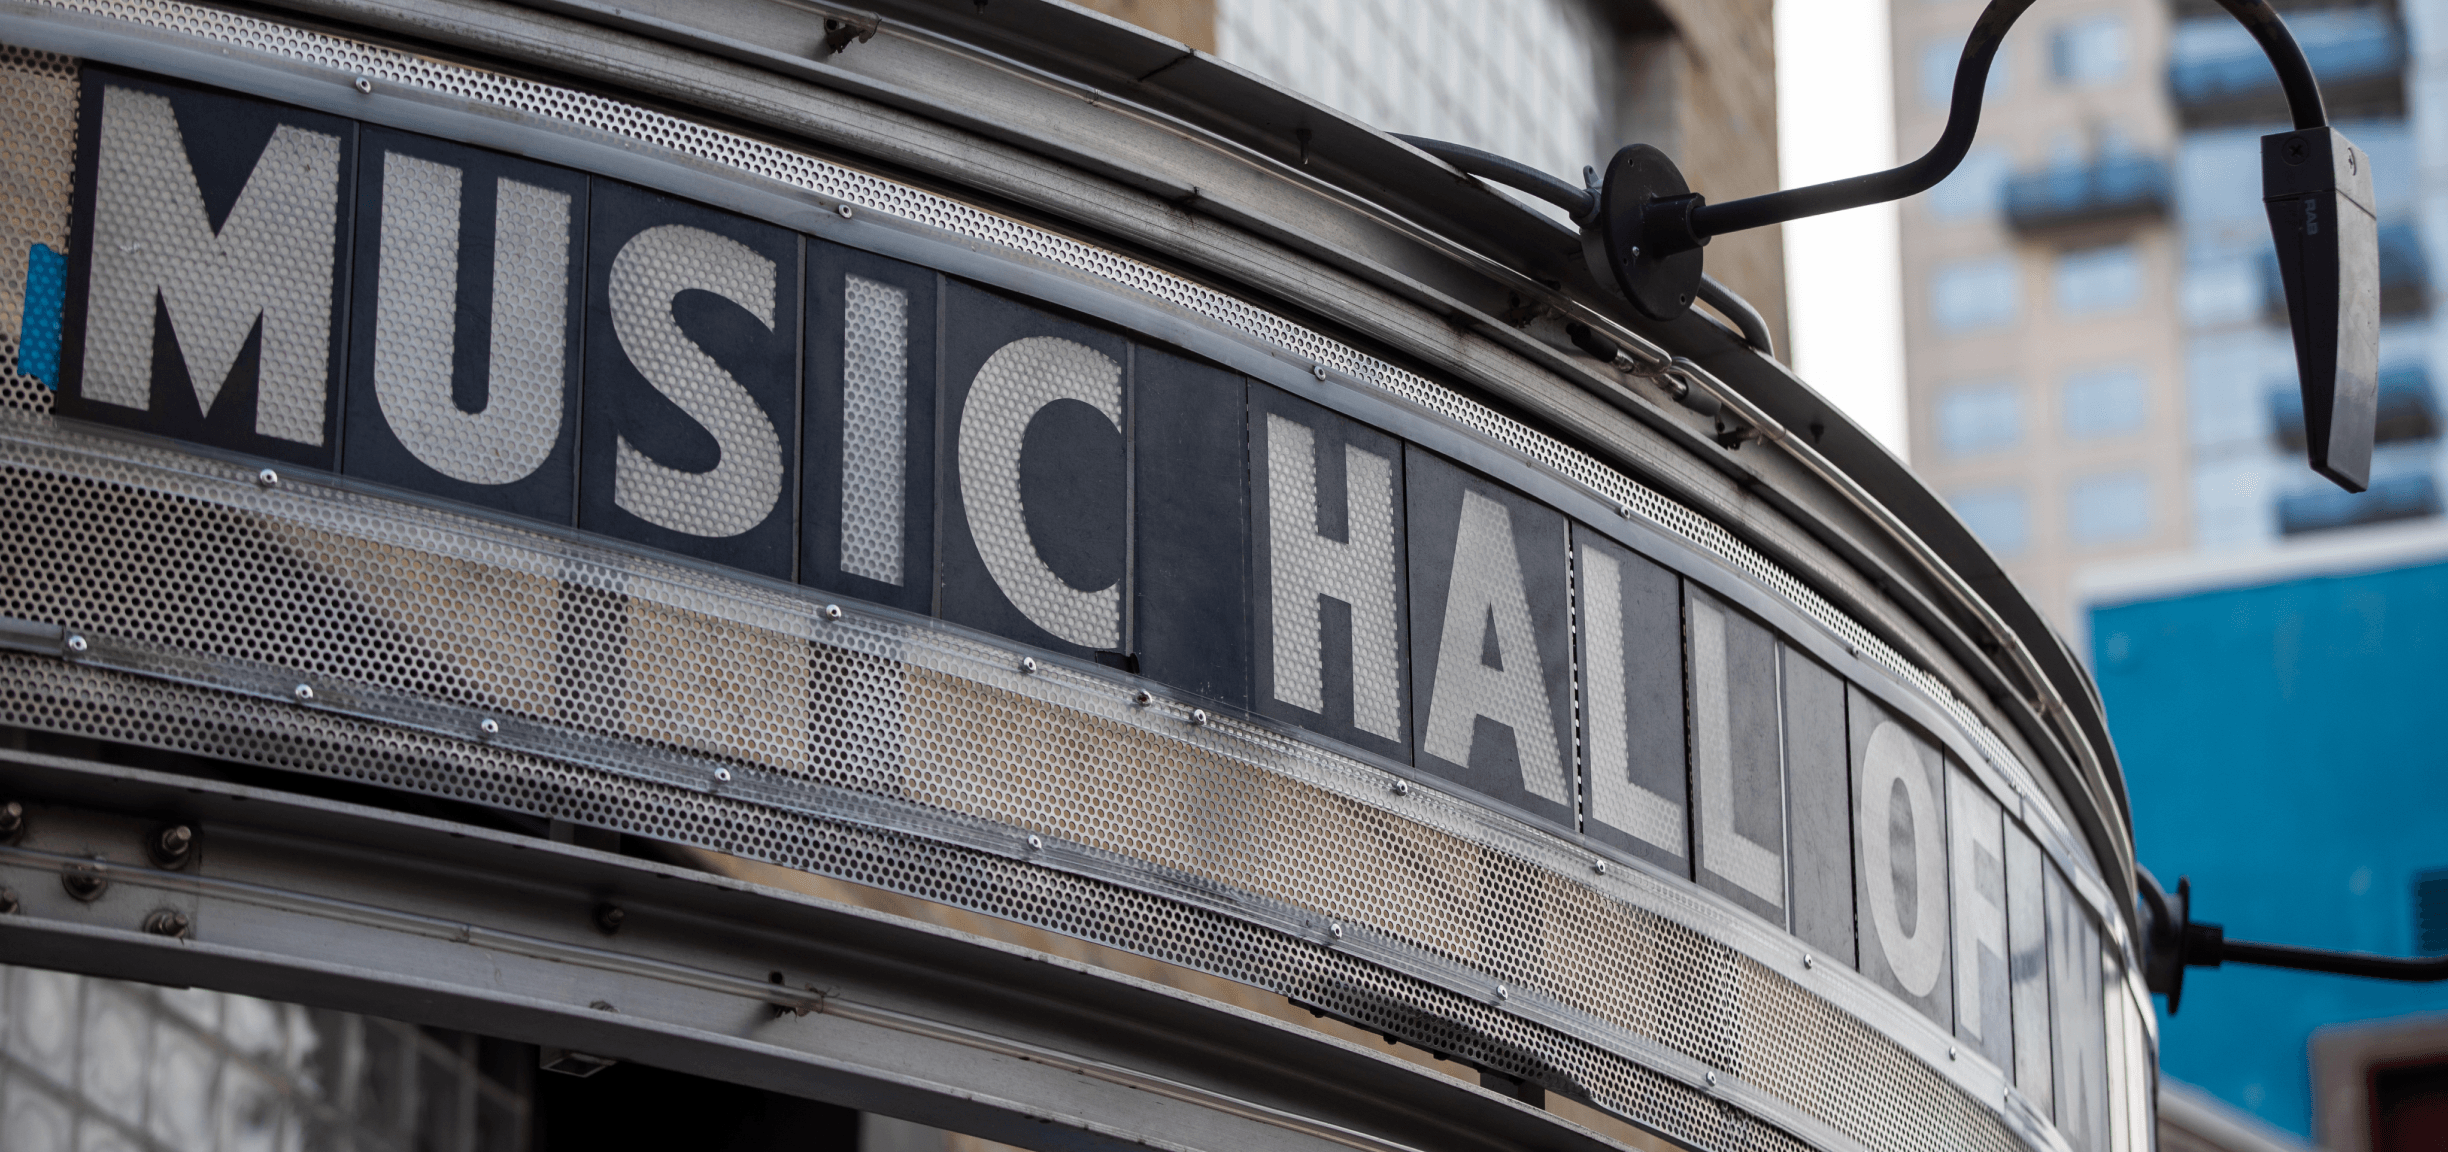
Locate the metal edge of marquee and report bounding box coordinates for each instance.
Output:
[0,1,2131,947]
[0,746,1665,1152]
[0,4,2146,1149]
[2,410,2041,1152]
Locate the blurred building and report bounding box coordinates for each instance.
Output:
[2082,523,2448,1152]
[1076,0,1790,351]
[1894,0,2448,1147]
[1892,0,2444,632]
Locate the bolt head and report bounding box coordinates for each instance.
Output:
[0,800,22,839]
[1802,954,1815,969]
[352,76,373,94]
[1311,363,1329,381]
[836,203,855,219]
[1948,1046,1958,1060]
[1329,922,1343,939]
[1592,859,1607,876]
[1027,834,1044,851]
[1133,689,1154,706]
[1494,984,1508,1000]
[713,767,732,783]
[1189,708,1208,726]
[1020,656,1038,674]
[256,467,280,487]
[1705,1071,1717,1087]
[479,718,500,736]
[61,862,107,903]
[1391,779,1410,796]
[152,824,195,868]
[292,684,314,702]
[65,634,87,654]
[822,603,843,621]
[594,903,626,934]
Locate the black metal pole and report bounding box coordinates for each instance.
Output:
[1686,0,2326,241]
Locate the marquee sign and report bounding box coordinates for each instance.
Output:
[0,37,2148,1152]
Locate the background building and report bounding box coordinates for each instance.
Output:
[1893,0,2445,632]
[1076,0,1790,352]
[1890,0,2448,1147]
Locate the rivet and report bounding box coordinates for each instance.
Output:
[256,467,280,487]
[143,908,191,939]
[1311,363,1328,381]
[1494,984,1508,1000]
[1592,859,1607,876]
[1705,1071,1718,1087]
[836,203,854,219]
[1020,656,1038,674]
[1948,1046,1959,1061]
[292,684,315,702]
[1189,708,1209,726]
[1802,953,1815,970]
[1027,834,1043,851]
[65,634,88,654]
[352,76,373,94]
[1329,922,1344,939]
[1616,502,1632,518]
[1133,689,1154,706]
[479,717,500,737]
[1390,778,1410,796]
[150,824,195,869]
[822,603,843,621]
[61,862,107,903]
[0,801,22,840]
[713,767,732,783]
[0,887,17,914]
[594,903,626,935]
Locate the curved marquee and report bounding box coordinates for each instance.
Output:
[0,6,2155,1152]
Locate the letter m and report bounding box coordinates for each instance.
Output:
[81,85,341,444]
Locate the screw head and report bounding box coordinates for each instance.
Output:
[292,684,315,702]
[352,76,373,94]
[143,908,191,938]
[1391,778,1410,796]
[151,824,196,869]
[822,603,843,621]
[1705,1071,1718,1087]
[836,203,855,219]
[1329,922,1343,939]
[1189,708,1209,726]
[256,467,280,487]
[594,903,626,935]
[1019,656,1038,674]
[1948,1046,1959,1061]
[1027,834,1044,851]
[1802,954,1816,970]
[479,718,500,737]
[65,634,87,654]
[61,862,107,903]
[1616,502,1632,518]
[1592,859,1607,876]
[713,767,732,783]
[1133,689,1154,706]
[1494,984,1508,1001]
[1311,363,1329,381]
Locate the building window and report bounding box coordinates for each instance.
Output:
[2418,869,2448,955]
[1949,486,2029,555]
[1929,149,2012,220]
[2055,244,2142,314]
[2276,470,2443,536]
[1937,380,2023,455]
[1921,35,2009,108]
[2069,470,2152,544]
[2062,365,2146,439]
[1933,257,2021,331]
[2050,17,2130,86]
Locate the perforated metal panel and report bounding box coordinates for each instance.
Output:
[0,413,2037,1152]
[0,45,74,412]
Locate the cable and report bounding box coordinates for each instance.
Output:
[1393,134,1596,221]
[1686,0,2324,241]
